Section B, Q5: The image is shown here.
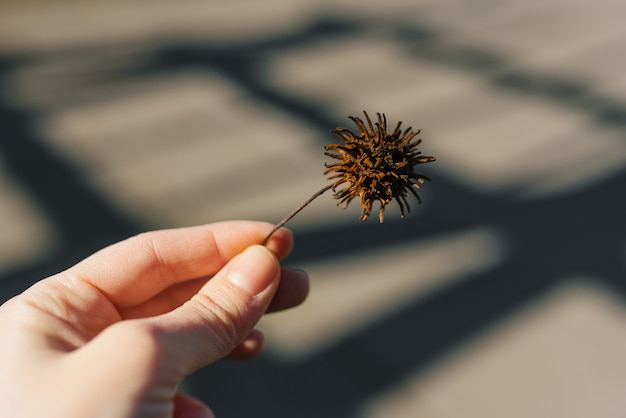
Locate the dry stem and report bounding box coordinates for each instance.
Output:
[262,184,333,245]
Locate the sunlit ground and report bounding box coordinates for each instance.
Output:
[1,1,626,417]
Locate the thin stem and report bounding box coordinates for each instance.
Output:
[262,184,333,245]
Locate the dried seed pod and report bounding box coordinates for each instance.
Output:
[263,111,435,244]
[325,111,436,222]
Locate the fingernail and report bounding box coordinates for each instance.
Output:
[227,245,278,295]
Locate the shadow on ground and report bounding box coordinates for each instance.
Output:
[1,14,625,418]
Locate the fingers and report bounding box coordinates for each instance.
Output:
[119,266,309,319]
[148,245,281,373]
[68,222,293,308]
[213,270,310,361]
[267,268,309,313]
[79,245,282,384]
[225,329,266,360]
[173,392,214,418]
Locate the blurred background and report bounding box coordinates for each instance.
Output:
[1,0,626,417]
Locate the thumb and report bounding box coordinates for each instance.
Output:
[151,244,281,376]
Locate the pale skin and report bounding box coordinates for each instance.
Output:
[0,221,309,418]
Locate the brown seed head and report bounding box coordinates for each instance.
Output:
[324,111,436,222]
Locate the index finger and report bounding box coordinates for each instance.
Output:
[67,221,292,308]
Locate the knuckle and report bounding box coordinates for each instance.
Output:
[187,292,248,351]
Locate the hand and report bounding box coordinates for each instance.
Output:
[0,221,308,418]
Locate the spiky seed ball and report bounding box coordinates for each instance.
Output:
[324,111,436,222]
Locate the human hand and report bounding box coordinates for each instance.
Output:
[0,221,308,418]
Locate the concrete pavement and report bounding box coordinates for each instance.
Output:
[1,1,626,416]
